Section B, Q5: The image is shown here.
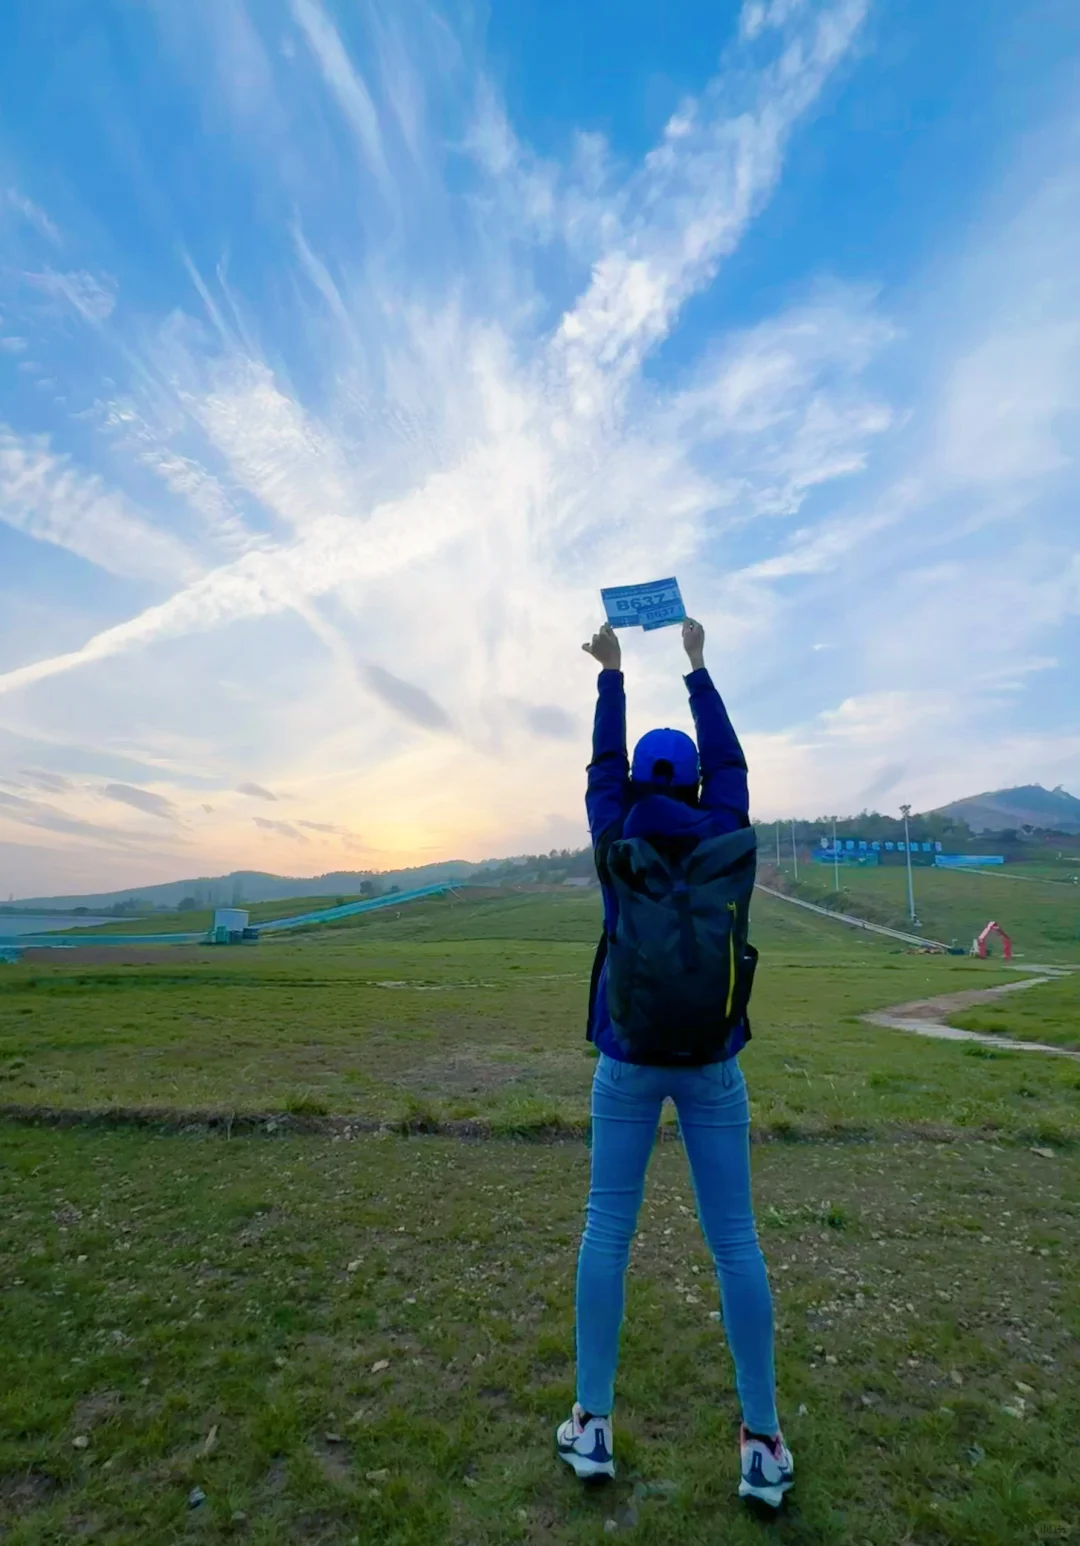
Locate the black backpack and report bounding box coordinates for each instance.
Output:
[601,826,758,1064]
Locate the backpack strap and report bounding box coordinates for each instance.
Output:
[585,929,608,1039]
[593,821,621,919]
[586,820,621,1040]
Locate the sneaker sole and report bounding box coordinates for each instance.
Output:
[738,1477,792,1511]
[557,1448,615,1483]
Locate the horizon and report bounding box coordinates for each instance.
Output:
[3,0,1079,898]
[10,779,1078,904]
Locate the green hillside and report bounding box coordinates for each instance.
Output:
[768,860,1080,963]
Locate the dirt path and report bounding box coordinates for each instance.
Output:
[863,974,1080,1060]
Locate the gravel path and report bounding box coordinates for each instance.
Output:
[862,974,1080,1060]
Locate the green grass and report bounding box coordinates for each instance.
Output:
[2,891,1075,1144]
[3,887,1080,1543]
[990,857,1080,881]
[949,973,1080,1051]
[2,1123,1078,1545]
[768,862,1080,963]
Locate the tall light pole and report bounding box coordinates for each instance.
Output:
[791,819,799,881]
[900,803,918,925]
[776,821,782,869]
[832,816,840,892]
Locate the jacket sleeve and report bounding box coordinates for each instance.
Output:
[686,667,749,827]
[586,669,630,845]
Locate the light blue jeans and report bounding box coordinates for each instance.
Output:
[575,1053,778,1435]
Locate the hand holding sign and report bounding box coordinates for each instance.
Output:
[581,622,622,671]
[601,577,686,631]
[682,616,705,671]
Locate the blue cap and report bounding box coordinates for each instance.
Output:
[631,727,699,787]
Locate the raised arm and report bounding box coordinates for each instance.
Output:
[582,623,630,843]
[681,619,749,827]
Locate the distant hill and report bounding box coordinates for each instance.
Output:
[14,861,480,911]
[11,848,596,911]
[931,784,1080,835]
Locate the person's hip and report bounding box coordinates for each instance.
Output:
[593,1051,749,1123]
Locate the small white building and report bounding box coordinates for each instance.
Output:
[211,908,250,943]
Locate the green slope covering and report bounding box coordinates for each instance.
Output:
[770,862,1080,963]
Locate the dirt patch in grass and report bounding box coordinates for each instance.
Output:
[311,1434,352,1486]
[393,1049,531,1096]
[72,1390,124,1431]
[876,977,1055,1021]
[0,1466,64,1517]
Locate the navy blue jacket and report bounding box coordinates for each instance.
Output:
[585,667,751,1062]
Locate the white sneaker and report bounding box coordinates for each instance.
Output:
[555,1403,615,1482]
[738,1425,794,1509]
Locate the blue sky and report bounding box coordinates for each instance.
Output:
[1,0,1078,897]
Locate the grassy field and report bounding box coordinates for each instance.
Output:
[3,1123,1077,1546]
[2,891,1077,1145]
[2,888,1080,1544]
[62,896,379,937]
[767,862,1080,964]
[949,972,1080,1051]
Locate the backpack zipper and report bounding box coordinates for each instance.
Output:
[725,901,737,1017]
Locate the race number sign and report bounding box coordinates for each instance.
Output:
[601,577,686,631]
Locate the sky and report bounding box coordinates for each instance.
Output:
[1,0,1079,898]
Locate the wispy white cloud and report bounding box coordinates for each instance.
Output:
[254,814,308,841]
[101,783,179,820]
[24,268,117,323]
[740,0,808,43]
[101,398,257,554]
[0,1,874,715]
[20,768,75,793]
[0,426,199,583]
[296,817,365,849]
[551,0,869,416]
[291,0,390,188]
[0,787,134,844]
[3,188,61,245]
[936,323,1080,487]
[237,781,279,800]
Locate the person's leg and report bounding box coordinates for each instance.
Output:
[673,1060,779,1437]
[575,1055,665,1417]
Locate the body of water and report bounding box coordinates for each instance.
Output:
[0,914,115,937]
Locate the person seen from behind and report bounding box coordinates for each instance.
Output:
[555,617,793,1510]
